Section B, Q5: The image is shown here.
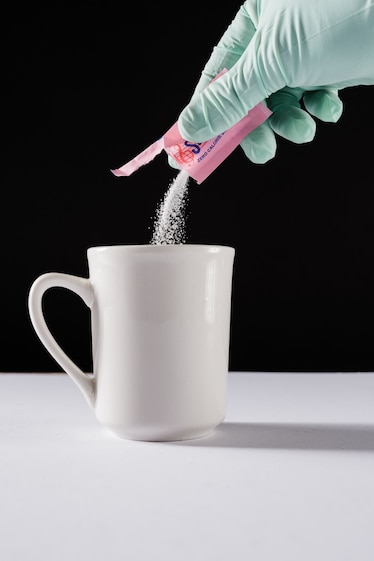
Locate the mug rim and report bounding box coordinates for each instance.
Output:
[87,243,235,255]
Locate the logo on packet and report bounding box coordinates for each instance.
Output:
[168,141,202,166]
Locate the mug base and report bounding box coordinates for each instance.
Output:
[106,423,221,442]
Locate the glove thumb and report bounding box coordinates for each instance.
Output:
[178,36,284,142]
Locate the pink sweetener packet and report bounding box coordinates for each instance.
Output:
[111,70,272,184]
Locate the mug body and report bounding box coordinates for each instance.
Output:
[88,244,235,441]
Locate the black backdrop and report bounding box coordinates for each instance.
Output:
[4,3,374,373]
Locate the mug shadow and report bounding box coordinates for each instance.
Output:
[173,421,374,451]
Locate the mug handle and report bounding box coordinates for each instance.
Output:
[28,272,95,408]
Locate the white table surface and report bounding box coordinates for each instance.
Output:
[1,371,374,561]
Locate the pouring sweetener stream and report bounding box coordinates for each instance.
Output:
[151,170,190,245]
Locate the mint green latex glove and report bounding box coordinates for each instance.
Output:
[172,0,374,165]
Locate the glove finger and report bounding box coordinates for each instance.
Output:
[269,107,316,144]
[240,121,277,164]
[192,3,257,97]
[267,88,316,144]
[303,89,343,123]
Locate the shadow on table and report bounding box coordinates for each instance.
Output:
[174,422,374,451]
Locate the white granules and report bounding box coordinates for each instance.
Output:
[150,170,190,245]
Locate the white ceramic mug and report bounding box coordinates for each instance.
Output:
[28,244,235,441]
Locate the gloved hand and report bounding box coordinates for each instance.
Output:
[171,0,374,166]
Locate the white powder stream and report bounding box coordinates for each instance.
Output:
[150,170,190,245]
